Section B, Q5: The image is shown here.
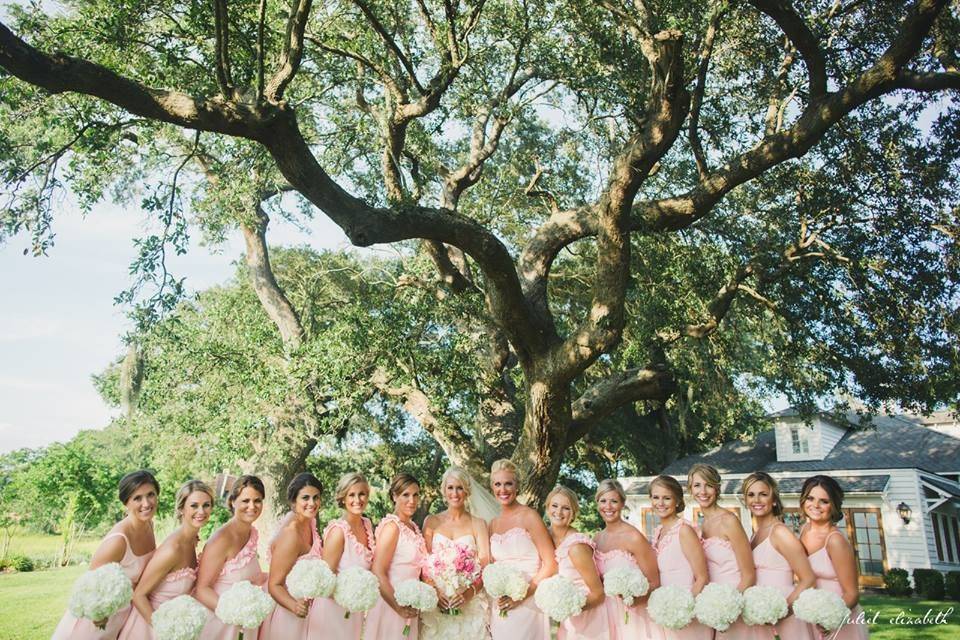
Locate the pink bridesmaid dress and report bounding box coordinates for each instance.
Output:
[752,525,815,640]
[308,517,375,640]
[488,527,550,640]
[200,527,266,640]
[596,548,660,640]
[117,566,197,639]
[702,536,765,640]
[652,521,711,640]
[364,514,428,639]
[51,532,154,640]
[555,532,615,640]
[808,531,868,640]
[259,519,323,639]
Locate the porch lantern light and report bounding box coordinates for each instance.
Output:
[896,501,912,524]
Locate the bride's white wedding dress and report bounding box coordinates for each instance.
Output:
[420,532,490,640]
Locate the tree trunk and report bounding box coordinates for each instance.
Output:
[511,375,571,509]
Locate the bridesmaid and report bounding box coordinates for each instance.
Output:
[744,472,816,640]
[546,485,614,640]
[260,472,324,638]
[119,480,213,638]
[593,478,660,640]
[799,475,869,639]
[52,469,159,640]
[365,473,429,639]
[687,464,759,640]
[649,475,711,640]
[197,475,267,640]
[310,472,375,639]
[488,459,556,640]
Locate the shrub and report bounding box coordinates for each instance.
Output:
[884,568,913,596]
[946,571,960,602]
[913,568,945,600]
[0,553,35,572]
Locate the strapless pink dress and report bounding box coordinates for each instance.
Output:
[308,517,374,640]
[364,514,427,639]
[596,547,660,640]
[259,519,323,639]
[488,527,550,640]
[51,531,154,640]
[702,536,765,640]
[199,527,266,640]
[118,566,197,639]
[555,533,614,640]
[652,522,711,640]
[752,528,814,640]
[808,532,868,640]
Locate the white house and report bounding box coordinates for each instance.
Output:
[619,408,960,587]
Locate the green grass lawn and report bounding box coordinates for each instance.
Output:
[0,566,956,640]
[3,529,99,562]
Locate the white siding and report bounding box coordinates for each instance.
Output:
[818,418,847,457]
[774,419,819,462]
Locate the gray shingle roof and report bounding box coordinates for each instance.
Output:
[922,474,960,499]
[661,412,960,476]
[623,475,890,496]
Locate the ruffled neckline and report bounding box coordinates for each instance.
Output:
[165,565,197,582]
[653,519,698,553]
[377,514,427,559]
[324,517,374,564]
[221,526,259,576]
[555,531,595,560]
[490,526,531,544]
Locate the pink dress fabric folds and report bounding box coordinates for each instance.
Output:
[555,532,615,640]
[259,519,324,639]
[363,514,427,640]
[702,536,765,640]
[51,532,154,640]
[199,527,266,640]
[488,527,550,640]
[117,566,197,639]
[752,526,815,640]
[652,521,711,640]
[808,532,869,640]
[308,517,375,640]
[596,547,660,640]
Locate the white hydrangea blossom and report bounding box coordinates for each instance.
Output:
[333,566,380,618]
[67,562,133,621]
[740,585,788,626]
[792,587,850,631]
[602,566,649,606]
[694,583,744,631]
[647,585,695,630]
[533,575,586,622]
[286,557,336,599]
[152,595,208,640]
[482,563,529,617]
[394,579,439,613]
[214,580,276,629]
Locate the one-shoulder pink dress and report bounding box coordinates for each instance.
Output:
[200,527,266,640]
[259,519,323,639]
[652,521,711,640]
[596,547,660,640]
[117,565,197,639]
[308,517,375,640]
[51,531,155,640]
[702,536,764,640]
[488,527,550,640]
[364,514,428,639]
[752,526,814,640]
[555,532,615,640]
[808,531,868,640]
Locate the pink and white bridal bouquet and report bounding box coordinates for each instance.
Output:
[423,541,481,615]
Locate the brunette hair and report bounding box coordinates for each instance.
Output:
[389,473,420,503]
[741,471,784,517]
[286,472,323,504]
[595,478,627,503]
[118,469,160,504]
[546,485,580,520]
[800,475,845,523]
[227,475,265,513]
[649,475,685,513]
[175,480,214,519]
[334,472,369,509]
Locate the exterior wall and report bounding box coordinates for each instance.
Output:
[818,418,847,457]
[774,418,819,462]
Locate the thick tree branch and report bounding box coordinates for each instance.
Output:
[893,69,960,90]
[748,0,828,100]
[212,0,234,96]
[350,0,425,94]
[266,0,313,102]
[568,365,675,442]
[689,5,725,180]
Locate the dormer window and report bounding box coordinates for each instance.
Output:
[791,425,810,454]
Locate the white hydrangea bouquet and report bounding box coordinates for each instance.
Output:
[740,585,788,626]
[694,583,744,631]
[214,579,276,637]
[602,565,649,623]
[792,587,850,631]
[647,585,695,630]
[482,562,529,617]
[286,556,337,599]
[394,579,439,635]
[152,594,208,640]
[533,575,586,623]
[67,562,133,626]
[333,566,380,619]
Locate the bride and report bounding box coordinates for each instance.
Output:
[420,467,493,640]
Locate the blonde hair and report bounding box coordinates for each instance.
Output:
[649,475,685,513]
[742,472,784,517]
[687,463,722,506]
[335,472,369,509]
[490,459,519,485]
[441,467,473,500]
[175,480,214,519]
[595,478,626,503]
[546,485,580,520]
